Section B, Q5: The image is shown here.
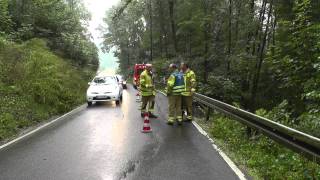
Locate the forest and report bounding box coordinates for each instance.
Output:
[103,0,320,137]
[0,0,98,140]
[103,0,320,178]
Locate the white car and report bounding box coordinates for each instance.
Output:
[86,76,123,106]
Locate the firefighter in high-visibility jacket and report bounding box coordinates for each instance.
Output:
[181,62,196,121]
[139,64,157,118]
[166,64,185,125]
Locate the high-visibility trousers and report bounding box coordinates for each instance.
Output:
[141,95,155,114]
[182,95,193,120]
[168,95,182,123]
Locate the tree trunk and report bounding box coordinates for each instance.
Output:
[227,0,232,73]
[157,1,164,58]
[149,0,153,62]
[158,1,169,58]
[251,0,267,56]
[235,1,241,44]
[202,0,210,83]
[168,0,177,55]
[245,0,255,54]
[271,13,277,56]
[189,32,192,57]
[249,0,273,112]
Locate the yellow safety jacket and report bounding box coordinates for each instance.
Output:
[182,69,196,96]
[166,70,185,95]
[139,69,155,96]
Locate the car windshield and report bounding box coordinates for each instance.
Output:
[93,77,116,85]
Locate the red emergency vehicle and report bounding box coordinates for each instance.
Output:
[133,64,146,89]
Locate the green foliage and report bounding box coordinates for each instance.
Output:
[200,115,320,179]
[0,0,12,33]
[0,113,17,139]
[1,0,99,66]
[0,38,94,141]
[198,75,240,103]
[298,112,320,138]
[0,0,98,141]
[270,0,320,114]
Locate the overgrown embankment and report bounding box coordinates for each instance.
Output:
[0,38,95,141]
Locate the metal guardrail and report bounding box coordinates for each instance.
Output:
[155,82,320,164]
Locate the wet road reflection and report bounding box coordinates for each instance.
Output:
[0,86,240,180]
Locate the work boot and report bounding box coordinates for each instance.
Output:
[177,121,183,126]
[185,116,193,122]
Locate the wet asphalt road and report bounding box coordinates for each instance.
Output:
[0,85,240,180]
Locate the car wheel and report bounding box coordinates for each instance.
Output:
[87,101,92,107]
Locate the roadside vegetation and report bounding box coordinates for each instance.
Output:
[103,0,320,179]
[0,0,98,141]
[196,112,320,179]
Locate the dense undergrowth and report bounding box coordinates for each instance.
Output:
[196,113,320,180]
[0,38,95,141]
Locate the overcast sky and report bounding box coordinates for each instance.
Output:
[84,0,120,74]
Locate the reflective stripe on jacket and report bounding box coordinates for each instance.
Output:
[167,70,185,95]
[139,70,154,96]
[182,69,196,96]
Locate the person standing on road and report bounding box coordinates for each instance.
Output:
[166,64,185,125]
[140,64,157,118]
[181,62,196,122]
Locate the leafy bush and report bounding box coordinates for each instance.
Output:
[198,75,240,103]
[0,38,95,141]
[257,100,320,138]
[0,113,17,139]
[297,113,320,138]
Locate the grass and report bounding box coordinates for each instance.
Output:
[195,113,320,180]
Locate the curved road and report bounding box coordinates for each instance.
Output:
[0,85,242,180]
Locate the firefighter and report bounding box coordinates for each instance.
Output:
[181,62,196,122]
[140,64,157,118]
[166,64,185,125]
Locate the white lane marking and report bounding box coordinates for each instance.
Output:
[192,121,247,180]
[0,105,85,150]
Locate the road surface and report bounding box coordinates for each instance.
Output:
[0,85,242,180]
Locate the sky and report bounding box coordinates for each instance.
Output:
[84,0,120,75]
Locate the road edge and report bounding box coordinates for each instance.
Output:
[0,104,86,151]
[192,121,247,180]
[156,90,246,180]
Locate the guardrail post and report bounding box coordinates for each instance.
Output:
[206,107,211,121]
